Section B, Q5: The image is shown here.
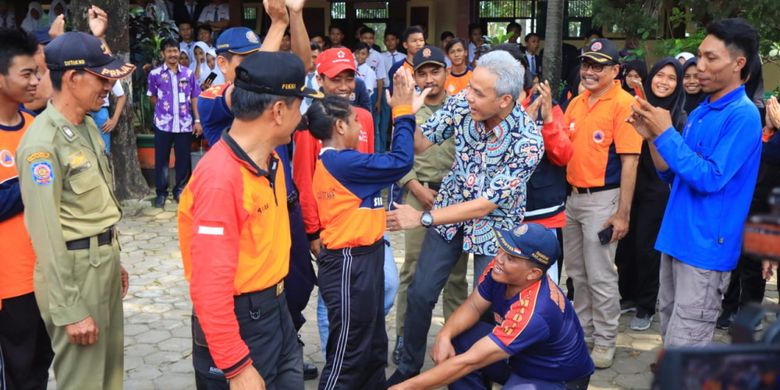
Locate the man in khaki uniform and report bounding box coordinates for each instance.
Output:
[393,45,468,364]
[16,28,134,390]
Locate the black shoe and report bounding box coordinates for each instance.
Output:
[303,362,318,380]
[716,311,734,330]
[392,336,404,365]
[173,192,181,203]
[153,195,166,208]
[387,369,417,387]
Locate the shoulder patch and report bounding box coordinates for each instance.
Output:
[27,151,51,162]
[492,279,541,346]
[31,161,54,185]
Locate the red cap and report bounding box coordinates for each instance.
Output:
[316,48,356,78]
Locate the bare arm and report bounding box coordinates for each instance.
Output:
[259,0,289,53]
[111,95,127,122]
[387,197,498,230]
[287,0,312,70]
[646,141,669,172]
[605,154,638,242]
[414,126,434,154]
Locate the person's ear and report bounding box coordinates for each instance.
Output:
[216,55,229,75]
[498,94,514,109]
[335,118,347,135]
[735,55,747,77]
[272,100,287,126]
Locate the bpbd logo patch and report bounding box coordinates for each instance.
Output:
[31,161,54,185]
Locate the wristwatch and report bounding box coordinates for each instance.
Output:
[420,211,434,228]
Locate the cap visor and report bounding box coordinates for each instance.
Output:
[86,58,136,80]
[220,45,260,55]
[578,53,614,64]
[413,60,446,71]
[301,87,325,100]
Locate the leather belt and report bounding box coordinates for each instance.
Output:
[65,227,115,251]
[238,280,285,299]
[570,184,620,195]
[420,181,441,191]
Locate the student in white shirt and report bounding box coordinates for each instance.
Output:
[198,0,229,33]
[353,43,376,97]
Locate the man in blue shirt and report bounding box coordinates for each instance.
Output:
[628,18,762,346]
[388,223,593,390]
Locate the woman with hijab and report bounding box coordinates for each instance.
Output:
[48,0,67,24]
[192,42,223,89]
[616,57,686,332]
[682,57,706,115]
[621,59,648,95]
[676,51,695,65]
[21,2,45,33]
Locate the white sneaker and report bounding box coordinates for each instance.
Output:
[591,345,615,368]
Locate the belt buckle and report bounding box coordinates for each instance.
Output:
[275,280,284,296]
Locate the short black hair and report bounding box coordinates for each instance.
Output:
[440,31,454,41]
[0,29,38,76]
[506,22,522,33]
[524,32,540,42]
[352,42,370,53]
[177,20,193,28]
[468,23,482,34]
[306,95,352,141]
[328,24,344,34]
[384,29,399,39]
[197,24,212,34]
[402,25,425,43]
[310,42,321,51]
[585,28,603,39]
[230,86,298,121]
[49,69,84,91]
[445,38,467,54]
[161,38,179,52]
[705,18,759,81]
[360,26,375,37]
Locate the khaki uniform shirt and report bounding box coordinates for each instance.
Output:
[16,102,121,326]
[399,95,456,187]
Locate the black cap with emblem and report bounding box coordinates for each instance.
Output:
[579,38,620,65]
[234,51,324,99]
[44,31,135,80]
[413,45,447,71]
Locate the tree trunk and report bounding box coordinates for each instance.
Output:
[543,0,564,97]
[71,0,151,201]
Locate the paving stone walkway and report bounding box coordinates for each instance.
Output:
[47,198,779,389]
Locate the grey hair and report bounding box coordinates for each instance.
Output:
[476,50,525,100]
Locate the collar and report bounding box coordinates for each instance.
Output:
[162,63,184,75]
[702,85,746,111]
[221,131,278,180]
[478,103,522,138]
[582,80,622,102]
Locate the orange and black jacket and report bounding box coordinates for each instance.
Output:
[313,114,415,250]
[178,133,291,378]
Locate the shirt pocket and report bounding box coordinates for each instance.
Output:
[67,168,109,214]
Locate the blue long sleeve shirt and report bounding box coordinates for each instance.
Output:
[653,85,762,271]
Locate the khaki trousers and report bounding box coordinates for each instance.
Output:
[658,254,731,347]
[563,188,620,348]
[35,239,124,390]
[396,190,468,335]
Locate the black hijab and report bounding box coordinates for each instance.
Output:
[682,58,706,115]
[621,59,648,94]
[646,57,686,131]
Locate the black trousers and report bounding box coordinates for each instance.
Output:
[192,289,303,390]
[154,128,193,197]
[616,192,668,315]
[721,161,780,314]
[284,202,317,331]
[318,240,387,390]
[0,292,54,390]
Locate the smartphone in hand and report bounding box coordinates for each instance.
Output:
[598,225,614,245]
[630,79,646,100]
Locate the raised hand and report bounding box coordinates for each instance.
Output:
[88,6,109,39]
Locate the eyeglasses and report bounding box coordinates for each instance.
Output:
[580,62,612,73]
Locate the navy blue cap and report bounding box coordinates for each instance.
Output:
[215,27,261,55]
[235,51,324,99]
[493,223,561,270]
[579,38,620,65]
[413,45,447,71]
[33,28,52,46]
[44,32,135,79]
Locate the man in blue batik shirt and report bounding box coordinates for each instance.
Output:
[628,18,763,347]
[389,223,594,390]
